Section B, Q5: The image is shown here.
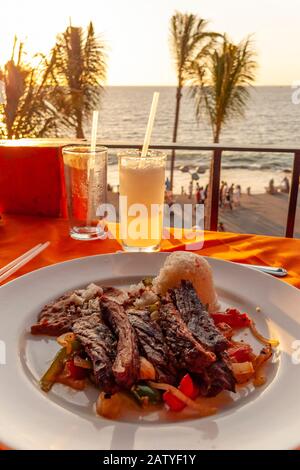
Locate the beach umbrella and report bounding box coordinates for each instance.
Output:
[196,166,206,174]
[179,165,190,173]
[192,172,200,181]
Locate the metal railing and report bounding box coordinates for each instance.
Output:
[0,139,299,237]
[100,141,300,238]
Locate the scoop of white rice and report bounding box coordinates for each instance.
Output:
[153,252,219,313]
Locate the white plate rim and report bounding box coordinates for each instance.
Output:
[0,252,300,450]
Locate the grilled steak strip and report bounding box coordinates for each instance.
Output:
[30,285,128,337]
[170,281,235,395]
[100,297,140,389]
[31,283,103,336]
[170,280,229,353]
[72,313,118,394]
[31,294,85,336]
[159,297,216,374]
[198,353,236,396]
[128,309,177,384]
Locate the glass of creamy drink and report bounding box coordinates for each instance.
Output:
[62,145,107,240]
[118,149,167,252]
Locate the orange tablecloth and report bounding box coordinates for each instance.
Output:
[1,214,300,288]
[1,214,300,450]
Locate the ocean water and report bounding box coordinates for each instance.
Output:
[96,86,300,194]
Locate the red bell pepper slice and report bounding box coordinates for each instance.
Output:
[227,344,254,363]
[211,308,251,328]
[163,391,186,411]
[163,373,199,412]
[179,373,199,399]
[65,360,87,380]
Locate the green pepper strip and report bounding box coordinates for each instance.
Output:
[40,340,81,392]
[131,384,161,405]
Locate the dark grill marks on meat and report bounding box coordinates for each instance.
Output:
[159,298,216,374]
[100,297,140,389]
[198,353,236,397]
[72,313,118,394]
[30,284,103,336]
[127,309,177,384]
[169,281,235,395]
[31,293,85,336]
[170,280,229,353]
[102,286,129,305]
[30,284,128,337]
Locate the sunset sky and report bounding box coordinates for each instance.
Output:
[0,0,299,86]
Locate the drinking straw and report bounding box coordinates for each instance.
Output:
[141,92,159,157]
[87,110,99,224]
[90,110,98,154]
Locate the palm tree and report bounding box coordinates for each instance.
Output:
[190,35,257,228]
[0,38,60,139]
[52,21,107,138]
[169,11,217,189]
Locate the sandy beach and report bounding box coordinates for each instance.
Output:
[218,192,300,238]
[107,190,300,239]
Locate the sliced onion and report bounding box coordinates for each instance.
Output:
[148,381,216,415]
[231,361,254,384]
[250,321,279,348]
[231,361,254,376]
[57,332,76,354]
[253,346,273,387]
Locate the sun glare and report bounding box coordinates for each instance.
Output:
[0,0,299,85]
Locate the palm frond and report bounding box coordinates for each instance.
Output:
[0,38,65,139]
[169,11,218,87]
[190,34,257,141]
[51,21,107,136]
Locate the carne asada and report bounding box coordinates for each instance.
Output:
[72,313,118,394]
[170,280,229,353]
[159,297,216,373]
[128,309,177,384]
[31,251,277,420]
[31,283,103,336]
[100,297,140,389]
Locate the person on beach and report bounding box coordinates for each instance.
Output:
[281,177,290,193]
[204,184,208,201]
[221,182,228,207]
[234,185,241,206]
[196,186,201,204]
[165,190,174,207]
[228,184,234,209]
[247,186,251,195]
[224,184,234,210]
[165,177,171,191]
[266,178,276,195]
[226,184,234,210]
[188,180,193,199]
[220,181,225,207]
[200,186,205,204]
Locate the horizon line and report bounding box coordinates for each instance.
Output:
[105,84,293,87]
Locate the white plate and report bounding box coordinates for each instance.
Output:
[0,252,300,450]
